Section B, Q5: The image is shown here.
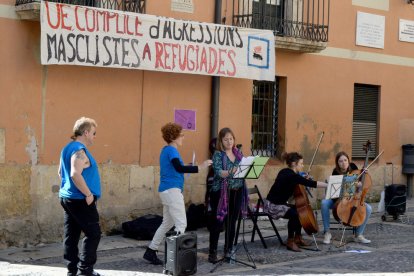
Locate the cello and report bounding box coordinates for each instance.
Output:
[293,132,324,235]
[335,141,373,227]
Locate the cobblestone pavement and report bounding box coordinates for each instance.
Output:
[0,199,413,276]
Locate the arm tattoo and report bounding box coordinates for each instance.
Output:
[75,150,85,160]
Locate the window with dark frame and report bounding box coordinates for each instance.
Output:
[251,77,280,157]
[352,84,379,158]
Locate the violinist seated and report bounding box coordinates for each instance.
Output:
[264,152,328,252]
[321,151,372,245]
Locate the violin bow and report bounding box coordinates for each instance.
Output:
[307,131,325,175]
[304,131,324,198]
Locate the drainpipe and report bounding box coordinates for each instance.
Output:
[211,0,222,140]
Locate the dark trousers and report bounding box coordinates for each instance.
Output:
[60,197,102,275]
[208,188,243,253]
[208,190,221,253]
[283,204,302,237]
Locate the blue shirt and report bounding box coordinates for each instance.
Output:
[159,145,184,192]
[59,141,101,199]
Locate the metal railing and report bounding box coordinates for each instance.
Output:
[16,0,146,14]
[232,0,330,42]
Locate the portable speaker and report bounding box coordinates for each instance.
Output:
[385,184,406,215]
[164,232,197,276]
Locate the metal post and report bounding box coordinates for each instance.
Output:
[211,0,222,140]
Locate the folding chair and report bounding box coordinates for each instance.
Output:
[234,185,284,249]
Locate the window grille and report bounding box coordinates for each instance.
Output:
[352,84,379,158]
[251,77,279,157]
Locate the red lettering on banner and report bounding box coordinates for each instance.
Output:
[142,43,151,61]
[151,42,237,76]
[187,45,195,71]
[85,8,96,32]
[135,17,143,36]
[125,15,133,35]
[106,12,117,33]
[208,48,217,74]
[194,46,200,71]
[45,1,60,29]
[217,49,226,75]
[60,4,71,31]
[96,10,106,32]
[178,45,187,71]
[199,48,207,72]
[164,43,171,70]
[155,42,164,68]
[171,44,179,69]
[116,13,124,34]
[227,50,236,76]
[74,6,85,31]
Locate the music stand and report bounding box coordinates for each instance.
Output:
[210,156,269,273]
[328,174,359,248]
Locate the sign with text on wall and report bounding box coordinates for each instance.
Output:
[171,0,194,13]
[356,11,385,49]
[399,19,414,43]
[40,1,275,81]
[174,109,196,131]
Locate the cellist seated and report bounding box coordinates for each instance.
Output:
[321,151,372,244]
[264,152,328,252]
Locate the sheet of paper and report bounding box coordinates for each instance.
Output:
[325,175,344,199]
[246,156,269,179]
[233,156,255,178]
[345,250,371,253]
[192,151,195,165]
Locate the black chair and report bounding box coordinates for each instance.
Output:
[234,185,284,249]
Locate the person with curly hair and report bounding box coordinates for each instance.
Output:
[143,122,212,265]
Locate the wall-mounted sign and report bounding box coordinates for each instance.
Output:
[171,0,194,14]
[356,11,385,49]
[175,109,196,131]
[40,1,275,81]
[399,19,414,43]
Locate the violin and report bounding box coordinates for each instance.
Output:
[335,141,372,227]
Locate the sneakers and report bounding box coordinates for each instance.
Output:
[143,247,163,265]
[354,235,371,244]
[323,232,332,244]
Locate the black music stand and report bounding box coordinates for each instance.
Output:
[210,157,269,273]
[328,174,359,249]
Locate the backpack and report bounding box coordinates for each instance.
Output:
[122,214,163,240]
[186,203,207,231]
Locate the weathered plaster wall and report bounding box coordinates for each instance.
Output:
[0,160,406,248]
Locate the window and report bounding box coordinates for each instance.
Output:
[352,84,379,158]
[251,77,280,157]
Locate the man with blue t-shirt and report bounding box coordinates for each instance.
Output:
[58,117,101,276]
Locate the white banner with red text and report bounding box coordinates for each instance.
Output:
[40,1,275,81]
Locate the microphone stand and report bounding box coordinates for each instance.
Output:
[210,162,256,273]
